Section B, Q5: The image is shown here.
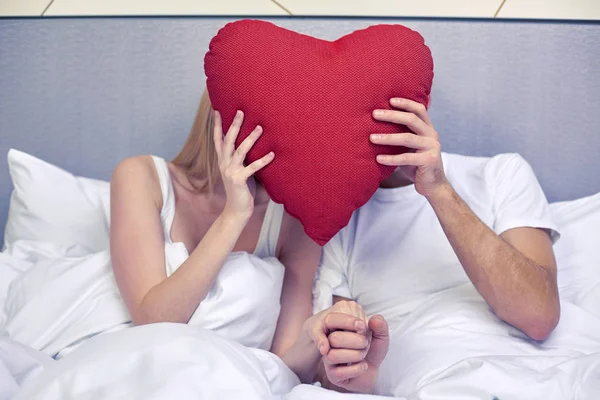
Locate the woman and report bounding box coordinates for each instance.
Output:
[109,90,374,387]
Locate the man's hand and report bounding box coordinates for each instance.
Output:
[370,97,448,199]
[370,98,560,340]
[305,301,390,393]
[305,300,369,357]
[323,314,390,394]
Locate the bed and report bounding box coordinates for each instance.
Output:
[1,16,600,400]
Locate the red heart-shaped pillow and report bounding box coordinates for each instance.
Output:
[205,20,433,245]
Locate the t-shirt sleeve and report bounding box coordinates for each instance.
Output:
[312,234,352,314]
[486,153,560,243]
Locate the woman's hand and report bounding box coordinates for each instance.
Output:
[214,110,275,220]
[370,98,449,199]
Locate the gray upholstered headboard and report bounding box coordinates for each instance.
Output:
[1,18,599,245]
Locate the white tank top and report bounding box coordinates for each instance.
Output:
[151,156,285,350]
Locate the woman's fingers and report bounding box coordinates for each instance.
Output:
[242,151,275,178]
[324,348,367,366]
[370,132,437,150]
[231,125,263,166]
[213,111,224,159]
[389,97,432,127]
[310,327,331,356]
[216,115,273,179]
[223,110,244,161]
[328,331,369,350]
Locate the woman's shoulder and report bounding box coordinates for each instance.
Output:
[111,155,163,209]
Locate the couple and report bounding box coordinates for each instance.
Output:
[110,89,560,394]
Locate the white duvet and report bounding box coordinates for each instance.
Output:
[377,284,600,399]
[2,245,599,400]
[12,323,300,400]
[2,191,600,399]
[3,291,599,400]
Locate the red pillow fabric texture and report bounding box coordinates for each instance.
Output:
[205,20,434,245]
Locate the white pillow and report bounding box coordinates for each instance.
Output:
[551,192,600,316]
[4,149,110,256]
[2,249,131,358]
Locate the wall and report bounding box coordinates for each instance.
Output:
[1,18,599,238]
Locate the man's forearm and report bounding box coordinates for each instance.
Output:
[426,183,559,339]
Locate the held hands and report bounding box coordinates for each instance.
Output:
[305,301,390,394]
[214,110,274,220]
[370,98,449,199]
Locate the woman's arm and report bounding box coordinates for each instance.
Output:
[269,215,322,382]
[270,220,383,387]
[111,110,274,325]
[110,156,249,325]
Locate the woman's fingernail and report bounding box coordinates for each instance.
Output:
[361,363,368,371]
[319,342,327,354]
[370,134,381,141]
[391,97,401,103]
[236,110,243,117]
[255,125,263,133]
[373,110,384,116]
[377,155,387,162]
[355,321,365,331]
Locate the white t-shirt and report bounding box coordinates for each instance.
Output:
[314,153,560,325]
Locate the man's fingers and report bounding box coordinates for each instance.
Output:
[376,150,439,167]
[324,312,366,333]
[328,331,369,350]
[369,315,389,339]
[327,362,368,385]
[366,315,390,367]
[370,133,436,150]
[324,348,366,366]
[389,97,432,127]
[372,109,436,139]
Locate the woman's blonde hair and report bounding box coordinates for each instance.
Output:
[172,90,219,192]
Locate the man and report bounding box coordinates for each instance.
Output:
[314,96,560,394]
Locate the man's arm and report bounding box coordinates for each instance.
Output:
[371,97,560,340]
[427,184,559,340]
